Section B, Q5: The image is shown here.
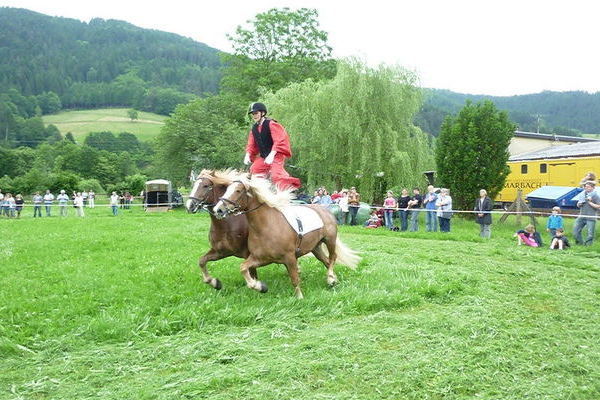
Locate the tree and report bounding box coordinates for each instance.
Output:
[84,131,118,151]
[221,8,336,100]
[263,59,433,202]
[127,109,138,122]
[436,100,515,213]
[65,132,76,143]
[155,94,246,185]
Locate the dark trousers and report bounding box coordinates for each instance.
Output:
[34,205,42,217]
[398,210,409,231]
[439,217,451,232]
[349,205,359,225]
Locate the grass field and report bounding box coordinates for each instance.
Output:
[43,108,167,142]
[1,206,599,399]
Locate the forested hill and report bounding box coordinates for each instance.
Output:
[417,89,600,136]
[0,7,222,109]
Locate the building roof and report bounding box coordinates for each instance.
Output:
[514,131,599,143]
[509,141,600,161]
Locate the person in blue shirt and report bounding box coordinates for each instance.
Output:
[422,185,438,232]
[546,206,563,238]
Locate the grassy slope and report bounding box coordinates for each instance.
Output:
[0,208,599,399]
[42,108,167,142]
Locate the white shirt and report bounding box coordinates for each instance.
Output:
[338,196,349,212]
[110,195,119,206]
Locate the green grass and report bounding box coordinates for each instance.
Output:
[1,207,599,399]
[43,108,167,142]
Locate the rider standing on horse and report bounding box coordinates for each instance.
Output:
[244,102,301,190]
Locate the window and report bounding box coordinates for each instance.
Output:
[540,163,547,173]
[521,164,528,174]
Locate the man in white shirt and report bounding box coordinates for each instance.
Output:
[43,190,55,217]
[110,192,119,216]
[57,189,69,217]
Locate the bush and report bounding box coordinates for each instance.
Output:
[78,178,105,194]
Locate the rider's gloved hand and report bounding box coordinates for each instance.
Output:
[264,151,276,165]
[243,152,251,166]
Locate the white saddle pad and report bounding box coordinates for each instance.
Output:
[281,205,324,235]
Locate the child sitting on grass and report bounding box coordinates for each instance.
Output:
[514,224,543,247]
[550,228,570,250]
[546,206,563,238]
[365,209,382,228]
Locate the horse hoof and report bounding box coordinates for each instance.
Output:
[213,279,222,290]
[258,281,268,293]
[327,280,338,287]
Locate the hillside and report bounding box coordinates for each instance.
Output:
[417,89,600,136]
[0,7,221,105]
[43,108,166,142]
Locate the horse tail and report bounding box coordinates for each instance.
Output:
[333,238,360,270]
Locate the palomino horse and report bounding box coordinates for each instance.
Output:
[213,175,360,298]
[186,169,258,290]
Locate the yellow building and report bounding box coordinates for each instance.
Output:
[496,141,600,204]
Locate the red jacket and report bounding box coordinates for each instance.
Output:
[245,119,292,160]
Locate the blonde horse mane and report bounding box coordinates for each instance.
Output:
[236,175,295,211]
[199,169,244,186]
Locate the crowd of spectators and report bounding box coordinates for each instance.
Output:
[308,171,598,246]
[0,189,136,218]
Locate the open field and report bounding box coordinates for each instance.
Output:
[42,108,167,142]
[1,207,599,399]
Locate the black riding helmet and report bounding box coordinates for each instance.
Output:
[248,102,267,115]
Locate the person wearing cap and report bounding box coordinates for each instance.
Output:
[57,189,69,217]
[244,102,301,190]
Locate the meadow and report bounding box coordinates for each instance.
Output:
[42,108,166,142]
[1,206,599,399]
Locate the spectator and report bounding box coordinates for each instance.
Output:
[423,185,438,232]
[43,189,54,216]
[580,172,596,186]
[319,190,333,206]
[348,187,361,226]
[5,193,15,218]
[383,191,397,229]
[337,189,349,225]
[330,190,342,203]
[82,191,89,207]
[74,192,85,217]
[514,224,542,247]
[365,209,382,228]
[436,188,453,233]
[57,190,69,217]
[88,190,95,208]
[397,189,410,231]
[15,194,24,218]
[0,192,7,217]
[110,191,120,216]
[474,189,493,238]
[573,181,600,245]
[0,189,4,216]
[546,206,563,238]
[408,187,423,232]
[311,189,322,204]
[550,228,570,250]
[32,192,43,217]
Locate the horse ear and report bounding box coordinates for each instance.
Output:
[190,170,197,182]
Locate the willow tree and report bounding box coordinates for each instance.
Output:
[263,59,433,202]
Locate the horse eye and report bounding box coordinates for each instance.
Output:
[203,185,209,188]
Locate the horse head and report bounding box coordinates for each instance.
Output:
[213,180,251,219]
[186,171,222,214]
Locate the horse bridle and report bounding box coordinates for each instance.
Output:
[217,180,264,216]
[188,179,216,214]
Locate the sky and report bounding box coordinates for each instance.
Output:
[2,0,600,96]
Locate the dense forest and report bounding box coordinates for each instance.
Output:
[0,7,221,113]
[417,89,600,136]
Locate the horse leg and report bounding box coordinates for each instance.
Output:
[199,249,225,290]
[249,267,259,280]
[240,256,268,293]
[284,257,304,299]
[312,243,337,287]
